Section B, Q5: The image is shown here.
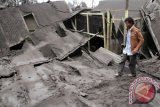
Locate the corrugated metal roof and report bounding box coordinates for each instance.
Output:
[93,47,122,64]
[91,48,113,65]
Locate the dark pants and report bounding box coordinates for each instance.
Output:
[118,54,137,76]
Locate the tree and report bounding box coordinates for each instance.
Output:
[0,0,37,8]
[81,1,87,8]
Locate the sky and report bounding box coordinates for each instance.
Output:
[37,0,101,7]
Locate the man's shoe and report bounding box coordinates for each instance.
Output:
[115,73,122,77]
[128,74,136,77]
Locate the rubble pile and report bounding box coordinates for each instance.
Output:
[0,0,160,107]
[0,1,126,107]
[140,57,160,78]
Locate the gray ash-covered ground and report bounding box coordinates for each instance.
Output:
[0,51,158,107]
[0,0,160,107]
[140,57,160,78]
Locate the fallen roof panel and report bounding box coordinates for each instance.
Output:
[93,47,122,64]
[0,7,28,47]
[30,24,91,60]
[90,48,113,66]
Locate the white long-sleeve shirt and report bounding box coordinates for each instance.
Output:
[123,26,134,56]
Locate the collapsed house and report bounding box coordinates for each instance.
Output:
[0,0,160,107]
[0,1,124,107]
[65,0,160,59]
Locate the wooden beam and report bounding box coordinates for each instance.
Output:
[80,12,103,16]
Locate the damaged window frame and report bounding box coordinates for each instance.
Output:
[23,13,39,32]
[65,11,119,53]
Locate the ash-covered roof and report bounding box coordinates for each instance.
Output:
[93,0,149,18]
[20,2,70,27]
[0,1,71,52]
[94,0,149,11]
[0,1,91,60]
[0,2,74,62]
[30,23,91,60]
[0,8,29,48]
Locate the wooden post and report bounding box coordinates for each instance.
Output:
[75,16,77,30]
[123,0,129,45]
[107,11,110,49]
[102,13,107,48]
[86,14,90,50]
[125,0,129,18]
[110,15,113,51]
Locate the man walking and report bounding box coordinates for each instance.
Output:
[116,17,144,77]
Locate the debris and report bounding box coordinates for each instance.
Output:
[0,72,17,79]
[142,0,160,53]
[0,0,160,107]
[90,48,113,66]
[30,24,92,60]
[92,47,122,64]
[11,47,49,67]
[139,56,160,78]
